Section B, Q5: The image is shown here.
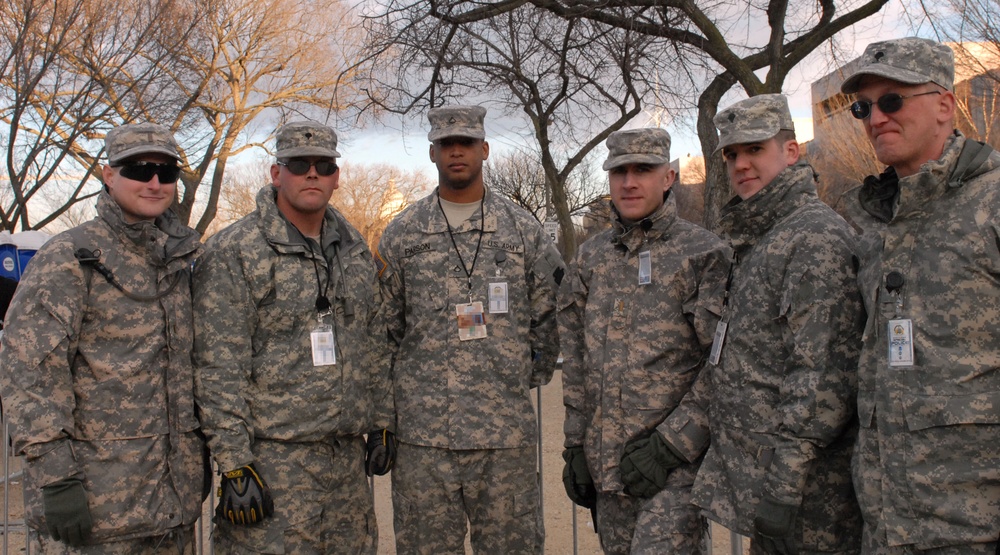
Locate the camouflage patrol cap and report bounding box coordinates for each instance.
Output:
[714,94,794,152]
[841,37,954,94]
[427,105,487,141]
[105,123,181,166]
[602,128,671,170]
[275,121,340,159]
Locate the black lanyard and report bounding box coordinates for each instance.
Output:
[295,225,332,317]
[437,192,485,300]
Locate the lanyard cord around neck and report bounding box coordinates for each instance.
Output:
[294,224,332,316]
[437,191,486,300]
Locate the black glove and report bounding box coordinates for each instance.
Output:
[619,430,682,498]
[561,445,597,509]
[216,463,274,526]
[753,494,800,555]
[365,429,397,476]
[42,478,93,547]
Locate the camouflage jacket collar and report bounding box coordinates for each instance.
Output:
[415,187,500,235]
[718,163,817,252]
[860,131,999,223]
[254,185,347,258]
[96,190,200,267]
[610,190,677,253]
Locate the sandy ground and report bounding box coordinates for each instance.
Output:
[0,371,748,554]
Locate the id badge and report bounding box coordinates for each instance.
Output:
[887,318,914,367]
[708,320,728,366]
[456,302,487,341]
[638,251,651,285]
[488,282,509,313]
[310,323,337,366]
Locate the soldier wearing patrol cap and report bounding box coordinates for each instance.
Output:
[0,122,207,551]
[376,105,564,554]
[691,94,864,554]
[841,37,1000,553]
[559,127,730,554]
[193,121,392,553]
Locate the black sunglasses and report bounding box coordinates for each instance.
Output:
[113,161,181,183]
[278,159,339,176]
[850,90,941,120]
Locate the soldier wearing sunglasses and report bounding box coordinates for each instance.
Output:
[193,121,392,554]
[841,37,1000,553]
[0,123,207,550]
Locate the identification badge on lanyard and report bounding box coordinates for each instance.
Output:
[887,318,914,367]
[310,323,337,366]
[708,320,728,366]
[638,251,651,285]
[456,301,487,341]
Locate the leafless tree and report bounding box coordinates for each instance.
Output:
[367,0,892,230]
[484,148,605,223]
[332,163,433,249]
[358,2,697,259]
[0,0,196,231]
[136,0,370,234]
[2,0,369,234]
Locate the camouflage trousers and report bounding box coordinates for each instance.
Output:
[391,441,543,554]
[213,436,377,554]
[31,524,195,554]
[594,465,706,555]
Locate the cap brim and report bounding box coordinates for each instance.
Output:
[840,66,933,94]
[602,154,669,171]
[275,146,341,159]
[109,146,181,165]
[428,130,486,142]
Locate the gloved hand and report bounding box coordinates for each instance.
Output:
[42,478,92,546]
[619,430,682,498]
[365,429,397,476]
[561,445,596,509]
[753,494,800,555]
[216,463,274,526]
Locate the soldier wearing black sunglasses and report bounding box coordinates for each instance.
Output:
[0,123,206,550]
[193,121,391,554]
[841,37,1000,554]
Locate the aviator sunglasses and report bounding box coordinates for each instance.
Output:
[850,90,941,120]
[278,159,339,176]
[113,161,181,183]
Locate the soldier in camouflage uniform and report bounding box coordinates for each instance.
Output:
[0,123,207,552]
[559,128,730,554]
[376,105,563,554]
[692,94,864,554]
[193,122,392,554]
[840,37,1000,554]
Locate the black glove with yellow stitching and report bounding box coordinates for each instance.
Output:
[365,429,397,476]
[216,463,274,526]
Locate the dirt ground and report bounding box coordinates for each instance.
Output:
[0,371,748,555]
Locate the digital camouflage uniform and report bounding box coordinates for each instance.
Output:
[560,176,730,554]
[845,131,1000,552]
[193,184,390,554]
[378,181,563,554]
[838,37,1000,554]
[0,191,206,550]
[693,96,864,553]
